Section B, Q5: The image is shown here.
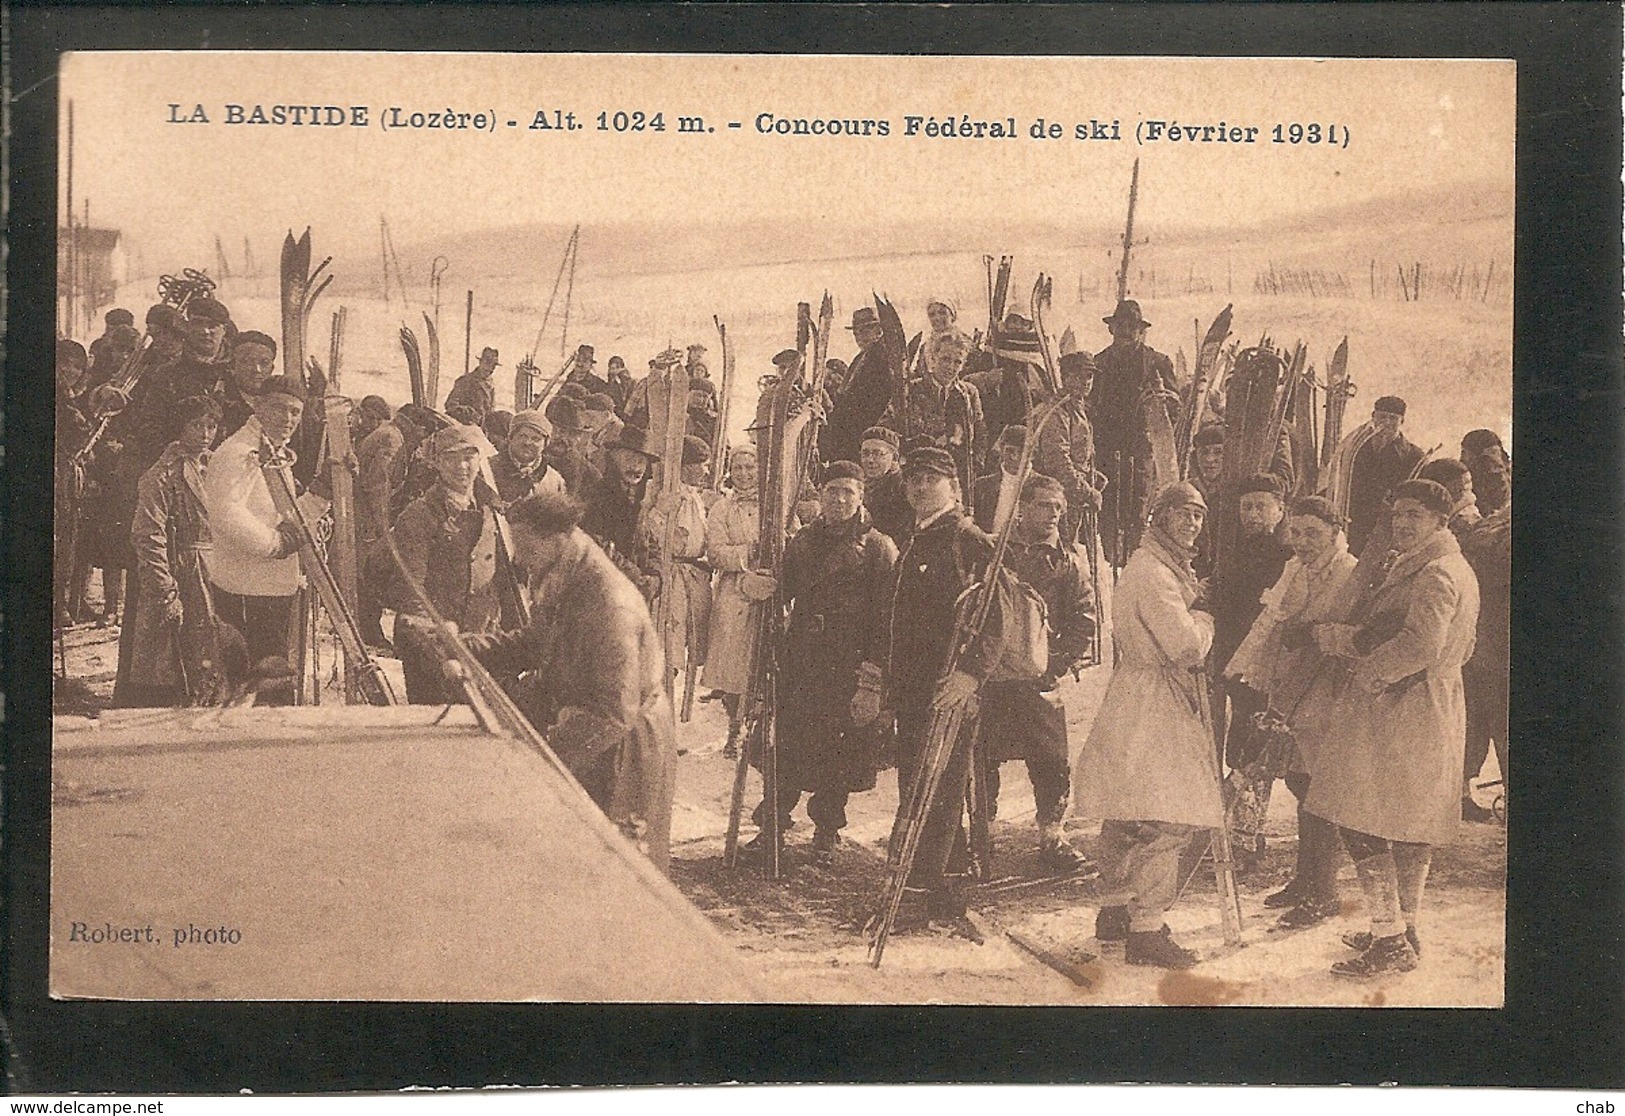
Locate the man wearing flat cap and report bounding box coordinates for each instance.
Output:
[444,346,500,428]
[387,423,506,703]
[199,374,313,704]
[1306,478,1479,977]
[1346,395,1425,555]
[822,307,893,466]
[858,425,912,549]
[1093,298,1179,566]
[88,307,137,370]
[490,408,566,504]
[1036,350,1106,547]
[884,445,1009,927]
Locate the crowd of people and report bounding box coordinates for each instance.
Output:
[54,283,1511,978]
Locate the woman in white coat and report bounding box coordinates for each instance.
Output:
[1074,481,1222,970]
[702,445,766,755]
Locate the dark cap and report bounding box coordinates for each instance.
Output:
[232,330,278,356]
[1373,395,1407,417]
[254,374,307,402]
[146,304,185,334]
[105,308,135,328]
[681,434,711,466]
[1460,429,1505,456]
[608,424,660,459]
[175,393,224,425]
[186,296,231,325]
[1058,350,1097,377]
[1193,422,1227,448]
[584,392,615,413]
[860,426,900,451]
[823,460,865,485]
[1390,478,1452,517]
[608,355,627,371]
[556,382,589,402]
[57,338,89,369]
[772,348,802,370]
[1150,481,1207,515]
[1289,494,1344,528]
[358,395,393,420]
[545,396,593,432]
[1239,472,1285,500]
[900,446,957,479]
[1418,458,1470,488]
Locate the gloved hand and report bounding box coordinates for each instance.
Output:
[271,520,303,559]
[931,668,980,714]
[162,596,184,625]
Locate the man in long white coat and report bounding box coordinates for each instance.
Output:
[1074,481,1222,969]
[1307,478,1480,977]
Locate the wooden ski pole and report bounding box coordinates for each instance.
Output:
[464,289,474,376]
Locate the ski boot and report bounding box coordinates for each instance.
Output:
[1331,932,1418,978]
[1125,924,1199,969]
[1341,926,1422,959]
[1094,905,1130,942]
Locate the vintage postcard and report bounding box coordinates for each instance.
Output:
[49,51,1512,1006]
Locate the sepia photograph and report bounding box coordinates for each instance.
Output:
[47,50,1514,1008]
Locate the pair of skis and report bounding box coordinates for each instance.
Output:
[868,277,1067,967]
[399,314,442,410]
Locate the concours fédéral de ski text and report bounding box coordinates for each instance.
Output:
[165,104,1353,148]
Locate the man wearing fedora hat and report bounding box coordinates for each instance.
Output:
[581,423,660,575]
[445,346,500,428]
[822,307,893,466]
[565,342,613,398]
[1094,298,1178,566]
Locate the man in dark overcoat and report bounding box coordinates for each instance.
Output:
[1346,395,1425,555]
[821,308,892,466]
[749,462,898,860]
[858,426,912,549]
[1091,299,1177,566]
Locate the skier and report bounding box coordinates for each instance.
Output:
[1345,395,1425,555]
[1091,299,1178,566]
[214,330,279,444]
[199,374,311,705]
[821,307,892,466]
[975,474,1097,873]
[435,490,678,872]
[1074,481,1219,969]
[444,346,499,427]
[858,426,912,550]
[1305,479,1480,976]
[885,445,1008,927]
[1034,351,1104,547]
[1459,429,1509,516]
[580,424,659,584]
[644,435,714,692]
[387,424,505,703]
[703,443,765,758]
[746,461,897,861]
[489,409,566,503]
[124,393,225,707]
[1223,494,1358,929]
[971,424,1029,536]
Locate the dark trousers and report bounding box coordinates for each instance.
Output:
[211,589,297,705]
[1283,772,1342,901]
[752,784,850,835]
[977,681,1072,827]
[1464,663,1508,789]
[890,704,972,890]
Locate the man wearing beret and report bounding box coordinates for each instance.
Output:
[1346,396,1425,555]
[445,346,500,428]
[214,330,279,444]
[885,445,1008,926]
[750,461,897,861]
[387,424,505,703]
[1307,478,1480,976]
[88,307,136,370]
[200,374,312,704]
[1092,299,1179,566]
[858,425,912,549]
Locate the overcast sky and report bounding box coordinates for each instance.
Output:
[61,52,1514,264]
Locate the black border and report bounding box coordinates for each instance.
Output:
[5,1,1622,1091]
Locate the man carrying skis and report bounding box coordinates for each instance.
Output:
[1092,299,1178,566]
[885,446,1007,926]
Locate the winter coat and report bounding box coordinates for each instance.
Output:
[1034,396,1100,523]
[465,533,676,871]
[1305,527,1480,844]
[1073,532,1224,828]
[701,487,760,693]
[488,450,567,505]
[386,486,501,635]
[127,444,212,691]
[863,468,913,551]
[580,473,647,567]
[972,470,1023,536]
[1211,529,1293,671]
[443,371,496,427]
[1224,539,1358,775]
[202,416,303,598]
[644,484,712,675]
[822,344,891,466]
[886,507,1004,715]
[1460,505,1509,680]
[884,377,983,477]
[1347,435,1426,555]
[774,510,897,790]
[1090,341,1177,457]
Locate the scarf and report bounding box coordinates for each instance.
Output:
[1143,521,1201,597]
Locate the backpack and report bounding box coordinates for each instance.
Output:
[950,533,1049,683]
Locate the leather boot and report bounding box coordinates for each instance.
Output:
[1126,924,1199,969]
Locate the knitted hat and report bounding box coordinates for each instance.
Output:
[1193,422,1227,447]
[186,296,231,325]
[233,330,278,356]
[860,426,900,451]
[1289,495,1344,527]
[254,374,307,402]
[510,409,552,438]
[823,460,865,485]
[900,446,956,478]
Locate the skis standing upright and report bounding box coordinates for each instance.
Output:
[280,229,332,489]
[513,355,538,412]
[423,312,442,412]
[1214,343,1284,571]
[400,326,426,408]
[711,316,736,488]
[1176,304,1234,474]
[1320,337,1352,470]
[647,353,691,707]
[320,306,364,702]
